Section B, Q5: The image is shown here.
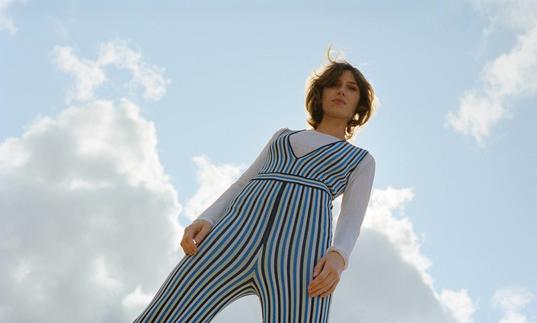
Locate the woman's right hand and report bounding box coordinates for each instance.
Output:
[181,219,213,256]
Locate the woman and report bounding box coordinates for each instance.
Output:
[134,50,377,323]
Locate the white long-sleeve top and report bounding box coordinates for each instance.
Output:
[194,127,376,271]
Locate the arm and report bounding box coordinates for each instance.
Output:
[326,152,376,271]
[193,127,287,225]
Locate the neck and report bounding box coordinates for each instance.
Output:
[313,125,347,141]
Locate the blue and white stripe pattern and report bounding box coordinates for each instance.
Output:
[133,128,369,323]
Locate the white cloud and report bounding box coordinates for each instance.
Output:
[325,187,470,323]
[493,287,535,323]
[51,46,108,103]
[45,13,76,42]
[0,98,183,323]
[445,90,505,145]
[469,0,537,32]
[441,289,477,323]
[0,0,25,35]
[182,155,247,220]
[97,41,170,101]
[445,0,537,145]
[50,39,171,103]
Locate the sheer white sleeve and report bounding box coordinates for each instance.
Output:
[326,152,376,271]
[193,127,287,226]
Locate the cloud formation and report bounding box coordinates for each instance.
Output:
[0,98,184,323]
[51,39,171,103]
[493,287,535,323]
[445,0,537,145]
[0,0,25,35]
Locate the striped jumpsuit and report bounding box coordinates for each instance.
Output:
[133,128,370,323]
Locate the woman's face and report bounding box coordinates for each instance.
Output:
[321,70,361,121]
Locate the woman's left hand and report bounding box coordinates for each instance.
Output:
[308,251,345,298]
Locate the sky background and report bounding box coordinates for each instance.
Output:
[1,0,536,322]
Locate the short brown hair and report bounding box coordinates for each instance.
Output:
[305,47,377,140]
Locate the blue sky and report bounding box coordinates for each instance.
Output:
[1,1,536,322]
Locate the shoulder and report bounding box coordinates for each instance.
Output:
[360,150,375,170]
[265,127,289,144]
[268,127,288,137]
[277,127,290,135]
[348,149,376,180]
[363,150,375,167]
[346,139,374,160]
[272,127,289,136]
[345,141,375,166]
[275,127,292,137]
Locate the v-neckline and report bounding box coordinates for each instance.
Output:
[286,129,347,160]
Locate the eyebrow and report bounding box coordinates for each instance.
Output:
[337,80,358,85]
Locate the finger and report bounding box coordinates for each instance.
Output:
[308,272,326,291]
[180,242,192,255]
[310,267,328,282]
[310,285,327,297]
[190,243,198,253]
[189,242,197,253]
[184,226,194,238]
[309,275,336,295]
[194,225,210,243]
[183,228,198,247]
[309,270,330,290]
[312,258,325,277]
[309,283,328,296]
[308,277,320,291]
[313,281,334,297]
[193,234,204,246]
[309,262,338,293]
[180,236,197,254]
[181,234,193,248]
[320,282,337,297]
[192,233,201,245]
[180,238,195,253]
[193,224,209,244]
[184,246,197,256]
[309,279,329,296]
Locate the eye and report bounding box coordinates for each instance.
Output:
[349,86,358,91]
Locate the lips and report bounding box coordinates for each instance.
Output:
[332,98,346,104]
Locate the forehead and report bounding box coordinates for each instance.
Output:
[337,70,358,84]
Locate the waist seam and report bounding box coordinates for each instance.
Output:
[250,172,333,198]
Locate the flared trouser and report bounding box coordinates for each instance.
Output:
[133,176,334,323]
